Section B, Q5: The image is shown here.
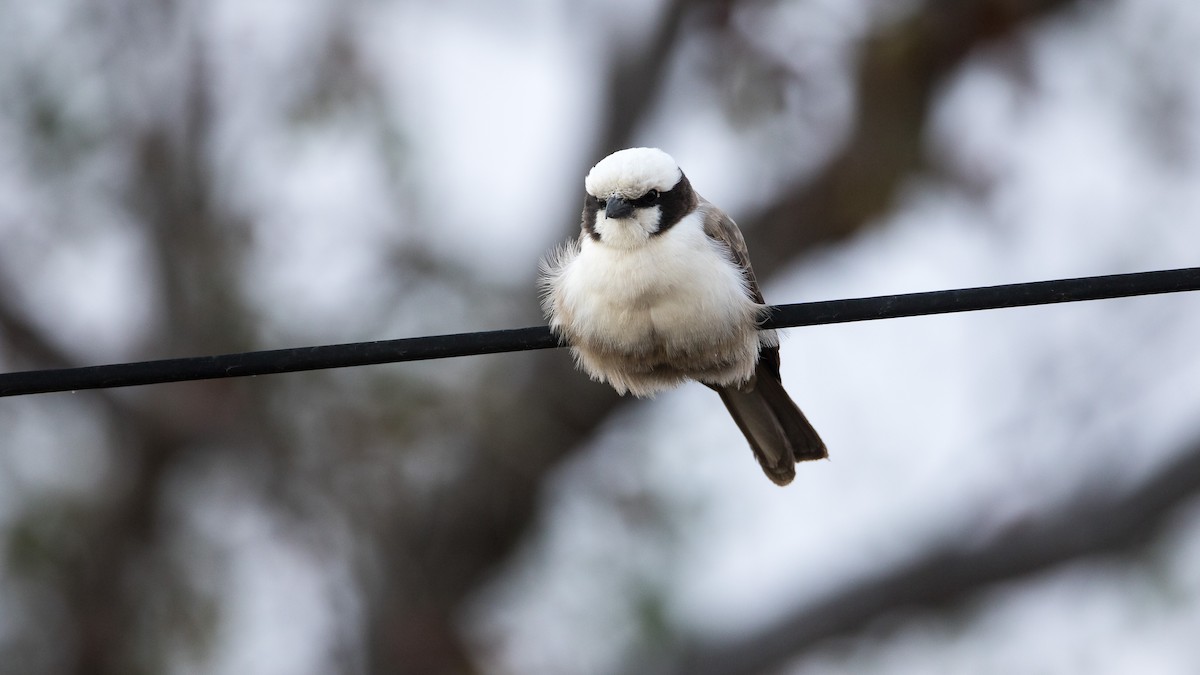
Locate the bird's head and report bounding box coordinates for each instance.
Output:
[582,147,697,249]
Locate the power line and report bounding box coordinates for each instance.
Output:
[1,266,1198,397]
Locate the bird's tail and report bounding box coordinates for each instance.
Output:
[714,364,827,486]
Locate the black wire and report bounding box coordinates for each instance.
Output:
[769,265,1200,326]
[2,266,1198,397]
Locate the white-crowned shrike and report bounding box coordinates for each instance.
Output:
[540,147,825,485]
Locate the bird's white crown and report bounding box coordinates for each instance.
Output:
[584,147,681,199]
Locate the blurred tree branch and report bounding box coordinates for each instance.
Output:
[592,0,721,157]
[669,433,1200,675]
[743,0,1083,270]
[0,290,77,373]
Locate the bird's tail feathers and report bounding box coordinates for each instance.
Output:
[715,365,826,486]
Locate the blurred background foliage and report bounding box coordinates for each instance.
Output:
[2,0,1200,673]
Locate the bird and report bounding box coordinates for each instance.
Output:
[539,147,826,485]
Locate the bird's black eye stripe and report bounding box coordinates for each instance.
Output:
[586,189,660,211]
[631,189,659,207]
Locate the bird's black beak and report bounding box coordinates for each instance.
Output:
[605,195,635,220]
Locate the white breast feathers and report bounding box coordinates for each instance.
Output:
[541,211,767,396]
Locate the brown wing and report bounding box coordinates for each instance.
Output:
[700,202,782,381]
[700,202,765,304]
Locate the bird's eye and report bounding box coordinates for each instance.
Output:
[633,189,659,207]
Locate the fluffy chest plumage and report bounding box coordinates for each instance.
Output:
[551,212,759,351]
